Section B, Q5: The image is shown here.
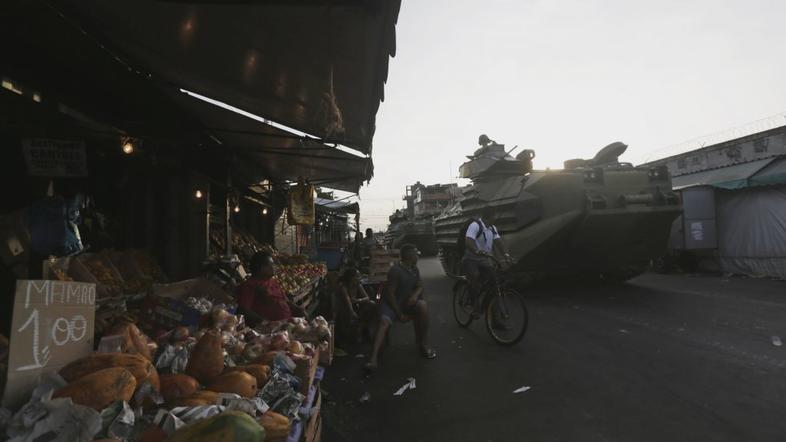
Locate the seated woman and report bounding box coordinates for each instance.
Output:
[336,267,377,343]
[236,251,304,326]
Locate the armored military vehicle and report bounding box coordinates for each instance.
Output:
[434,137,682,282]
[385,182,458,255]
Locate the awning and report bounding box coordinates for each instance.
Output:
[672,158,776,190]
[2,1,379,193]
[58,0,401,154]
[172,91,372,193]
[750,156,786,187]
[315,197,359,214]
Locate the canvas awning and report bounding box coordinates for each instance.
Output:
[672,158,776,190]
[58,0,400,154]
[749,156,786,187]
[172,90,372,193]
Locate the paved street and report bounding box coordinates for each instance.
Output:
[321,257,786,442]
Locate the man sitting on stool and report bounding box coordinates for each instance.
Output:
[365,244,436,371]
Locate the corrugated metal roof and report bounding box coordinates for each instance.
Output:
[672,158,776,190]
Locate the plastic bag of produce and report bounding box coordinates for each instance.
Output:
[6,375,101,442]
[219,394,269,417]
[97,400,135,440]
[287,182,315,225]
[270,391,305,421]
[259,373,295,405]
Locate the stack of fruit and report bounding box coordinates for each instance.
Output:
[273,263,328,295]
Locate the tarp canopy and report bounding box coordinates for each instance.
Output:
[315,197,359,214]
[172,91,373,193]
[750,156,786,187]
[672,158,776,190]
[58,0,401,155]
[716,186,786,280]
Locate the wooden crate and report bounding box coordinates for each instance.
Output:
[302,389,322,442]
[294,349,320,395]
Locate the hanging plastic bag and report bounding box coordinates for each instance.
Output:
[287,182,315,225]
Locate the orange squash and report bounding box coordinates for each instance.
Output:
[185,329,224,384]
[173,390,220,407]
[53,367,136,410]
[207,371,258,398]
[107,322,154,361]
[59,352,159,391]
[159,373,199,403]
[259,411,291,441]
[225,364,270,386]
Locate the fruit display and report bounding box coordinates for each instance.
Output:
[7,285,326,442]
[274,263,327,295]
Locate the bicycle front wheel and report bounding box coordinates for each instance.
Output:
[485,288,528,345]
[452,281,474,328]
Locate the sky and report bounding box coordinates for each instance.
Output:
[355,0,786,231]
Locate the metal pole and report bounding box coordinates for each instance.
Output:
[205,183,211,258]
[225,174,232,258]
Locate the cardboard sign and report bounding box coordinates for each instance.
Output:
[22,138,88,177]
[2,280,96,409]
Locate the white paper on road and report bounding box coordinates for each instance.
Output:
[394,378,416,396]
[513,386,531,394]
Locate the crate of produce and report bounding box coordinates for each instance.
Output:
[140,278,235,332]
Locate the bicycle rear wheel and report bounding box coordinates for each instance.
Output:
[452,281,474,328]
[485,288,528,345]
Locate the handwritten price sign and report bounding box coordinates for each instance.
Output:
[2,280,95,409]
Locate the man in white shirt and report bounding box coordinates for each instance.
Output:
[462,207,511,317]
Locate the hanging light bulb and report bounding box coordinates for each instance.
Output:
[122,140,135,154]
[195,189,203,199]
[262,207,268,215]
[234,205,240,213]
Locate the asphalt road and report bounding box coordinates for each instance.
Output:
[321,257,786,442]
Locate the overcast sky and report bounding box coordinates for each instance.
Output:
[357,0,786,230]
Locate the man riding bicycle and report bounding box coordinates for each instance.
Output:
[462,207,512,318]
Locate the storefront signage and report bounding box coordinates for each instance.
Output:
[2,280,96,409]
[22,138,88,177]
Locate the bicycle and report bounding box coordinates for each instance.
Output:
[452,255,529,345]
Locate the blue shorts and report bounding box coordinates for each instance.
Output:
[379,300,422,323]
[379,302,397,323]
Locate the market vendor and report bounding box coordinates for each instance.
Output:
[237,251,304,325]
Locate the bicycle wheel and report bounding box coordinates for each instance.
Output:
[485,288,528,345]
[452,281,475,327]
